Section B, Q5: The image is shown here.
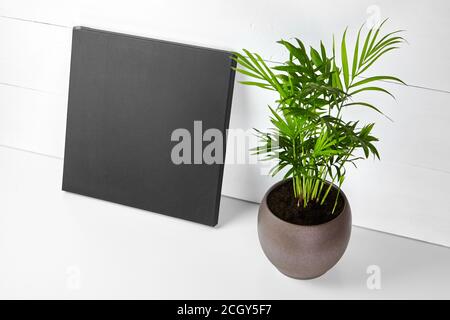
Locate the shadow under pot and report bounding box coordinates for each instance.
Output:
[258,178,352,279]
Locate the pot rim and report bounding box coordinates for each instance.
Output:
[262,178,349,228]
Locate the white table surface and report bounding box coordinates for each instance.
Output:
[0,145,449,299]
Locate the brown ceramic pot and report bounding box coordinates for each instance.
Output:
[258,179,352,279]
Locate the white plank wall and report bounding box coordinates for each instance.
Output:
[0,86,67,156]
[0,0,449,246]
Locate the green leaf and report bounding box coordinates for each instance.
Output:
[359,27,373,67]
[295,38,313,71]
[332,69,343,91]
[343,101,391,119]
[357,46,400,75]
[310,47,323,67]
[350,75,405,88]
[274,65,310,74]
[239,81,273,90]
[352,25,362,80]
[369,29,405,57]
[233,68,265,80]
[349,86,396,100]
[232,52,257,72]
[242,49,272,84]
[268,106,292,136]
[331,35,343,90]
[253,52,285,94]
[368,36,404,60]
[320,41,327,61]
[278,40,306,65]
[368,143,380,159]
[367,19,388,54]
[341,28,349,88]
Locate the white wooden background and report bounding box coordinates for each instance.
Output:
[0,0,449,246]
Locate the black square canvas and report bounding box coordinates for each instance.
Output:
[62,27,235,226]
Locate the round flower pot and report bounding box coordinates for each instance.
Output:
[257,179,352,279]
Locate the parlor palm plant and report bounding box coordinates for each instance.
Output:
[233,20,405,213]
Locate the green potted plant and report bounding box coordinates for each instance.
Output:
[233,20,405,279]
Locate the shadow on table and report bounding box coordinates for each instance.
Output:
[306,227,450,295]
[217,195,258,228]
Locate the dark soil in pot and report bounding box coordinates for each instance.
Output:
[267,181,345,226]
